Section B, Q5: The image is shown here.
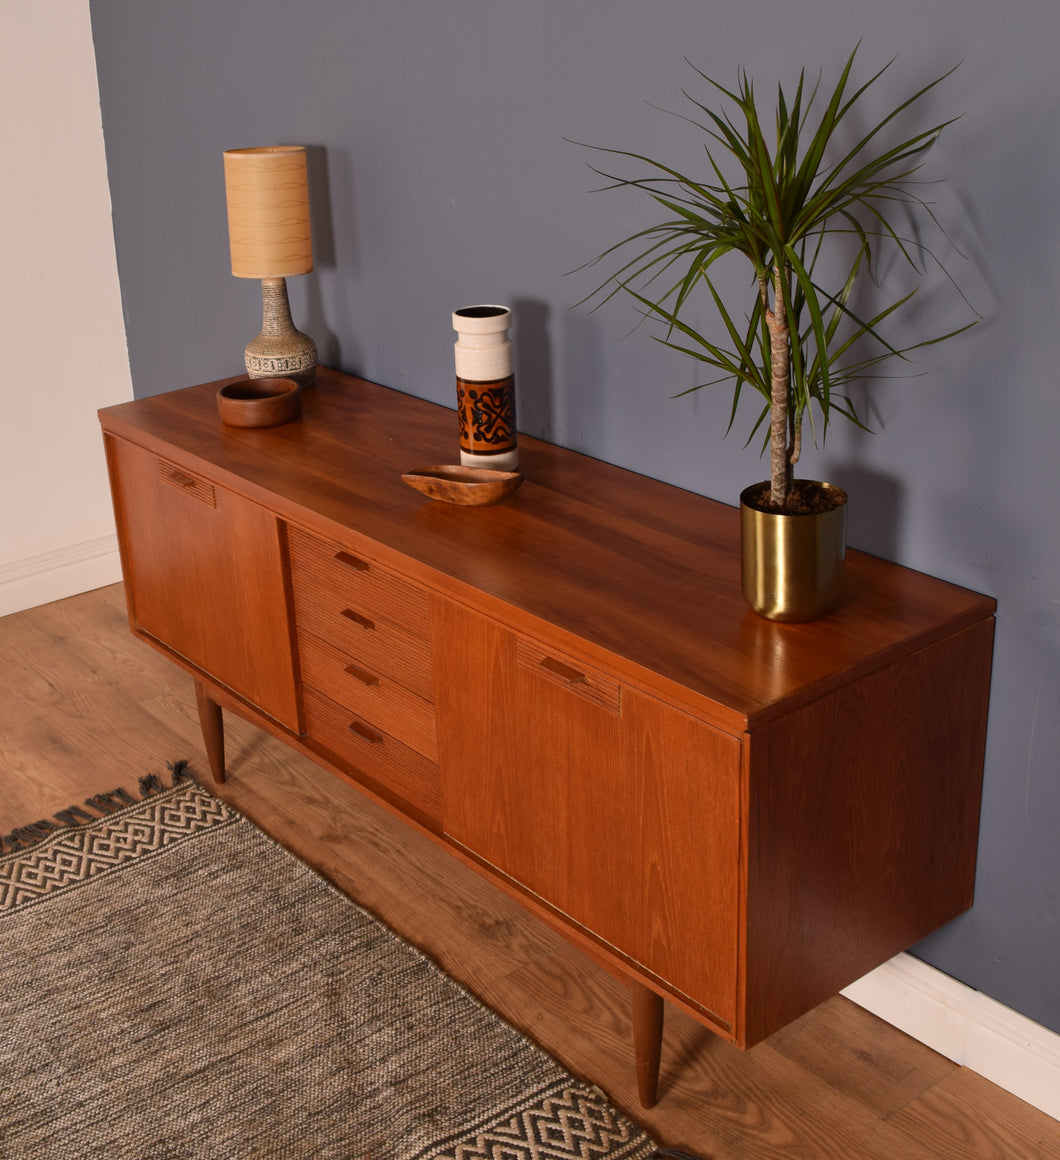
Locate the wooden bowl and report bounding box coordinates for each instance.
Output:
[217,377,301,428]
[401,465,523,506]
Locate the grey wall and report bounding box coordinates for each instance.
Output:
[90,0,1060,1034]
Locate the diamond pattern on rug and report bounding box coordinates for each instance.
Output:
[425,1080,654,1160]
[0,782,237,913]
[0,772,669,1159]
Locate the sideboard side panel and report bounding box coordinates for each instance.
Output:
[741,617,995,1047]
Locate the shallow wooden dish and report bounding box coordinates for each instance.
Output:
[217,377,301,428]
[401,465,523,506]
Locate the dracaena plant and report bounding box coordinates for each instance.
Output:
[578,46,974,510]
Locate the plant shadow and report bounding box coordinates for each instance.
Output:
[826,463,905,561]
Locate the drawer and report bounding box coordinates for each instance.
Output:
[303,688,442,825]
[293,586,433,702]
[287,525,430,638]
[299,632,437,761]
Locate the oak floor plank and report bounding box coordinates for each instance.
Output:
[767,993,956,1118]
[889,1068,1060,1159]
[0,588,185,832]
[1,583,1054,1159]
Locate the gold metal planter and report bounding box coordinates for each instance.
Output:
[739,481,848,622]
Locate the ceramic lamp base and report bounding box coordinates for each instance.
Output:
[245,277,317,389]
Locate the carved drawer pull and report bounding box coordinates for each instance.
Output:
[335,549,370,572]
[157,460,217,507]
[340,608,375,630]
[517,638,622,715]
[348,720,383,744]
[539,656,587,685]
[344,662,380,687]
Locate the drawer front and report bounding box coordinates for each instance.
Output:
[287,525,430,638]
[293,585,434,702]
[299,633,437,761]
[303,688,442,824]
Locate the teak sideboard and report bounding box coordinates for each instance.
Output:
[99,368,995,1106]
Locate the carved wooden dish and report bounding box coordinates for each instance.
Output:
[401,465,523,506]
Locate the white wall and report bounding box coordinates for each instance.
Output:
[0,0,132,616]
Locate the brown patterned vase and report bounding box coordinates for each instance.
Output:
[453,305,518,471]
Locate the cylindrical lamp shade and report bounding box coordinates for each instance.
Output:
[223,146,313,279]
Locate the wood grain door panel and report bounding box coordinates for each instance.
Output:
[434,596,741,1023]
[621,689,741,1026]
[105,435,299,730]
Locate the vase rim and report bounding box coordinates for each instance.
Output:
[454,305,509,318]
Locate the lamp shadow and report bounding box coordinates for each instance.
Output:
[302,143,346,373]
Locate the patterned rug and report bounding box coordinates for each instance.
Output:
[0,765,686,1160]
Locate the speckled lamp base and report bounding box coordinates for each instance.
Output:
[245,277,317,389]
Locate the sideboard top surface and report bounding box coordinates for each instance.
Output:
[99,369,995,730]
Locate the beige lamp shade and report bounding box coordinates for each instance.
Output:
[223,146,313,279]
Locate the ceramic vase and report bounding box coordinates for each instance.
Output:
[453,305,518,471]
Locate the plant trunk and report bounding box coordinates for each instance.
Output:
[765,265,791,508]
[789,410,801,469]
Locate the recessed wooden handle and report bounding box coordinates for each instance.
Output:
[340,608,375,630]
[157,461,217,507]
[539,656,586,685]
[344,662,379,687]
[348,720,383,744]
[335,550,369,572]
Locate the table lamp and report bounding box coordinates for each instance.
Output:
[223,145,317,388]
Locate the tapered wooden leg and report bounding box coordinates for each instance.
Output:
[631,981,664,1108]
[194,678,226,784]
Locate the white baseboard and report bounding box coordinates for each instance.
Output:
[0,536,123,617]
[842,952,1060,1121]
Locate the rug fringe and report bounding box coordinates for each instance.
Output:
[651,1151,708,1159]
[0,761,194,856]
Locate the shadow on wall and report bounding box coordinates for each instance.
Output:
[511,300,613,456]
[512,297,554,442]
[303,144,346,373]
[828,463,905,562]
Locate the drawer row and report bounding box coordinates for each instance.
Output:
[286,524,439,819]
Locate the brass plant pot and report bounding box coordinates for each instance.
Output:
[739,481,848,622]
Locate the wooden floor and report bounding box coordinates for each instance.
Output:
[2,584,1057,1159]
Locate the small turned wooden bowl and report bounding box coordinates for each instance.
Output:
[217,377,301,428]
[401,465,523,506]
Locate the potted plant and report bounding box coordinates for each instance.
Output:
[578,46,974,620]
